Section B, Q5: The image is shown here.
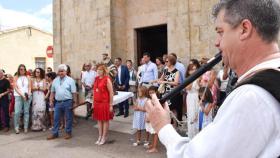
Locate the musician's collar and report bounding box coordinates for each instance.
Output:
[238,57,280,83]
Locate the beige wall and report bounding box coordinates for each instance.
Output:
[54,0,280,79]
[111,0,127,61]
[0,28,53,74]
[125,0,168,63]
[111,0,168,64]
[53,0,111,78]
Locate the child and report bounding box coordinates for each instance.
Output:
[198,87,213,131]
[185,64,200,139]
[132,86,148,146]
[144,86,159,153]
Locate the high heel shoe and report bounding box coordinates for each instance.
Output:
[95,137,102,145]
[98,137,106,145]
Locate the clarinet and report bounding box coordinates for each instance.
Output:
[159,52,222,104]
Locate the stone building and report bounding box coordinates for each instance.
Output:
[0,26,53,74]
[53,0,223,78]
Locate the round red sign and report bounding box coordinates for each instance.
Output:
[46,46,53,58]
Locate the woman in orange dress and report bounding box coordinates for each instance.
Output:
[93,64,114,145]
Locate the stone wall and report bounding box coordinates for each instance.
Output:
[53,0,111,78]
[53,0,222,78]
[167,0,190,65]
[125,0,168,63]
[111,0,127,61]
[187,0,219,61]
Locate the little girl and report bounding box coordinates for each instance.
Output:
[198,87,213,131]
[144,86,159,153]
[185,64,200,139]
[132,86,148,146]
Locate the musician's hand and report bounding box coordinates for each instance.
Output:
[145,93,171,133]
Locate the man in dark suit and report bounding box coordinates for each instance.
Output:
[114,57,130,118]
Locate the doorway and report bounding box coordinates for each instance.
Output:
[136,24,167,64]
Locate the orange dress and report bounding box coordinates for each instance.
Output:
[92,76,112,121]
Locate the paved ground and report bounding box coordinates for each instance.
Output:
[0,113,167,158]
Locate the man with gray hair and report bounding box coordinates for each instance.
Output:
[47,64,77,140]
[146,0,280,157]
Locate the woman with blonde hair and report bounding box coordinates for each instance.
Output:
[93,64,114,145]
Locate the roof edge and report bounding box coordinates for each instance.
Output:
[0,25,53,36]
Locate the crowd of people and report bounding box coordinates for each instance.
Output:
[1,0,279,157]
[0,52,237,151]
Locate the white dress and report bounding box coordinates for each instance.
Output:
[31,80,46,131]
[132,98,146,130]
[186,80,199,139]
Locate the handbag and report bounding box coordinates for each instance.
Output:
[158,83,166,94]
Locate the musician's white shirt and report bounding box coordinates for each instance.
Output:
[158,58,280,158]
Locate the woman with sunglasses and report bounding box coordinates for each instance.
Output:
[14,64,32,134]
[31,68,47,131]
[154,55,180,126]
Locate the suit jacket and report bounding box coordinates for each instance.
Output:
[116,65,130,91]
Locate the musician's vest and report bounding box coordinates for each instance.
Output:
[234,68,280,103]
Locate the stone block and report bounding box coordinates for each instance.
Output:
[189,0,202,12]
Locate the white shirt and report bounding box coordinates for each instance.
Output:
[118,66,122,85]
[218,69,229,92]
[140,61,158,83]
[175,62,186,84]
[14,76,29,96]
[81,70,96,87]
[137,65,144,83]
[158,58,280,158]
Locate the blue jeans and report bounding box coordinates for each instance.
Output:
[14,96,31,130]
[52,100,73,136]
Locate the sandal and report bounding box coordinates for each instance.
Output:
[133,140,141,146]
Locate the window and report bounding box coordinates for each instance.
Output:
[35,57,46,70]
